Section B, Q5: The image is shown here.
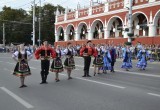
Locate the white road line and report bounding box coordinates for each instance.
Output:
[116,69,160,78]
[76,65,160,78]
[6,62,15,65]
[148,93,160,98]
[0,87,34,109]
[30,67,36,69]
[60,74,125,89]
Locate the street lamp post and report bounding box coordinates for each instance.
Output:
[128,0,133,42]
[39,0,41,46]
[33,0,36,46]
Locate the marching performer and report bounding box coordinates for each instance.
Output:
[102,45,112,73]
[50,45,64,82]
[34,40,56,84]
[110,45,117,72]
[121,44,132,71]
[12,44,32,88]
[80,40,97,77]
[93,44,103,76]
[136,47,148,70]
[63,42,76,80]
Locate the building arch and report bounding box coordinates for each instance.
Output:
[66,24,75,40]
[132,11,149,37]
[90,19,104,39]
[77,22,88,39]
[106,16,124,38]
[57,26,64,41]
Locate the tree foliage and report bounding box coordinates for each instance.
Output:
[0,4,65,45]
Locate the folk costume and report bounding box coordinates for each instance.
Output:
[93,47,103,76]
[50,48,63,82]
[136,48,148,70]
[12,44,32,88]
[102,48,112,73]
[35,45,56,84]
[110,47,117,72]
[63,46,76,80]
[80,44,97,77]
[63,48,76,70]
[121,47,132,71]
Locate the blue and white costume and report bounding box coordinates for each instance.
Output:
[136,49,148,70]
[121,47,132,70]
[103,48,112,71]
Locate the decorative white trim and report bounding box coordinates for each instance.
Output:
[55,1,160,26]
[77,21,88,29]
[132,11,149,23]
[153,10,160,25]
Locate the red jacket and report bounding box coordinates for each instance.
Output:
[34,46,56,59]
[80,46,97,57]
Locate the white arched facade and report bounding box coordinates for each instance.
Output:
[132,12,149,37]
[77,22,88,40]
[153,10,160,36]
[57,26,64,41]
[90,19,104,39]
[65,24,75,41]
[106,16,124,38]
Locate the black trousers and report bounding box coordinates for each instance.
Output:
[41,60,50,82]
[111,59,115,71]
[84,56,91,75]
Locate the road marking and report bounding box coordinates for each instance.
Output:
[6,62,15,65]
[76,65,160,78]
[30,67,36,69]
[116,69,160,78]
[60,74,125,89]
[0,87,34,109]
[148,93,160,98]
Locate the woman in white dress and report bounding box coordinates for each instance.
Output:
[12,44,32,88]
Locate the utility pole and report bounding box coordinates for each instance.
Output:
[33,0,36,46]
[128,0,133,42]
[38,0,41,46]
[3,23,5,46]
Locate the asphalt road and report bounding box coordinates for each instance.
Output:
[0,53,160,110]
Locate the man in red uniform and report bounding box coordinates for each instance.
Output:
[80,40,97,77]
[35,40,56,84]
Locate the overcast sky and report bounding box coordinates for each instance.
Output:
[0,0,106,11]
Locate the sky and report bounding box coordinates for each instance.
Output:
[0,0,106,11]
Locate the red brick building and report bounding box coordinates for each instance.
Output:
[55,0,160,46]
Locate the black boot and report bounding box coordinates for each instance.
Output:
[40,72,45,84]
[44,75,48,84]
[82,71,87,77]
[86,70,91,77]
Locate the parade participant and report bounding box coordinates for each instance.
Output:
[136,46,148,70]
[50,45,63,82]
[12,44,32,88]
[93,44,103,76]
[63,42,76,80]
[121,43,132,71]
[80,40,97,77]
[110,45,117,72]
[34,40,56,84]
[102,45,112,74]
